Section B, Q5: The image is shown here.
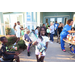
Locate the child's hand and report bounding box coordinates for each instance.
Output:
[15,52,19,55]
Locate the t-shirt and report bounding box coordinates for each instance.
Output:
[24,34,32,42]
[60,24,71,38]
[36,36,49,50]
[54,23,59,29]
[15,25,21,33]
[46,25,49,29]
[50,25,54,34]
[1,44,12,59]
[58,27,63,34]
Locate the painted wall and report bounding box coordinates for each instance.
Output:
[42,12,73,24]
[40,12,43,26]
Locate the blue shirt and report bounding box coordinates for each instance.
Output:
[60,24,71,38]
[24,34,32,42]
[54,23,59,29]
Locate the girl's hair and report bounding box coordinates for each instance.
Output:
[38,26,47,41]
[0,36,6,41]
[35,26,39,30]
[67,19,73,25]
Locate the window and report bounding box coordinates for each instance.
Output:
[33,12,36,21]
[57,18,62,23]
[26,12,31,21]
[32,26,34,30]
[50,18,55,24]
[3,15,9,24]
[17,15,23,25]
[28,26,30,30]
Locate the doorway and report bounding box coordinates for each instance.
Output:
[64,18,68,25]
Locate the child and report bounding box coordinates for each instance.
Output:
[48,22,54,43]
[33,26,49,62]
[0,36,20,62]
[24,29,32,56]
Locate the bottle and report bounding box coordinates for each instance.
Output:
[13,46,17,50]
[67,34,70,40]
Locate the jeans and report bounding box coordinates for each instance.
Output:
[60,36,65,50]
[55,29,57,36]
[50,33,54,41]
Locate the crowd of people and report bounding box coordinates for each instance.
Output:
[0,19,75,62]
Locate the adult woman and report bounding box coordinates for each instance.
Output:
[13,23,17,35]
[60,19,75,52]
[57,22,63,43]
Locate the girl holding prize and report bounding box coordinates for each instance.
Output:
[60,19,75,52]
[33,26,49,62]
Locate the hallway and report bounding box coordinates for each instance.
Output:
[19,37,75,62]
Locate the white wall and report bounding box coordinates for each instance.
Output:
[37,12,40,27]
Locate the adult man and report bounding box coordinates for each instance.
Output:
[54,21,59,36]
[14,21,26,45]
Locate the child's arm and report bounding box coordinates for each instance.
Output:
[4,51,16,55]
[20,27,27,30]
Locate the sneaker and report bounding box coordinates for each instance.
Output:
[50,42,53,44]
[27,52,30,56]
[62,49,66,52]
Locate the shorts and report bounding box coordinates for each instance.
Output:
[4,52,15,60]
[16,32,20,38]
[35,49,46,56]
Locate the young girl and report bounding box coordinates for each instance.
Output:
[0,36,20,62]
[33,26,49,62]
[24,29,32,56]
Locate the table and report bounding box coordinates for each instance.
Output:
[63,38,75,45]
[63,38,75,59]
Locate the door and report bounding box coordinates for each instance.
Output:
[45,18,49,26]
[50,18,55,24]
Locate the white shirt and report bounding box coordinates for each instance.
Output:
[36,36,49,50]
[35,36,49,56]
[50,25,54,34]
[15,25,21,33]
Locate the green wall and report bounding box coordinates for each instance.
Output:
[42,12,73,23]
